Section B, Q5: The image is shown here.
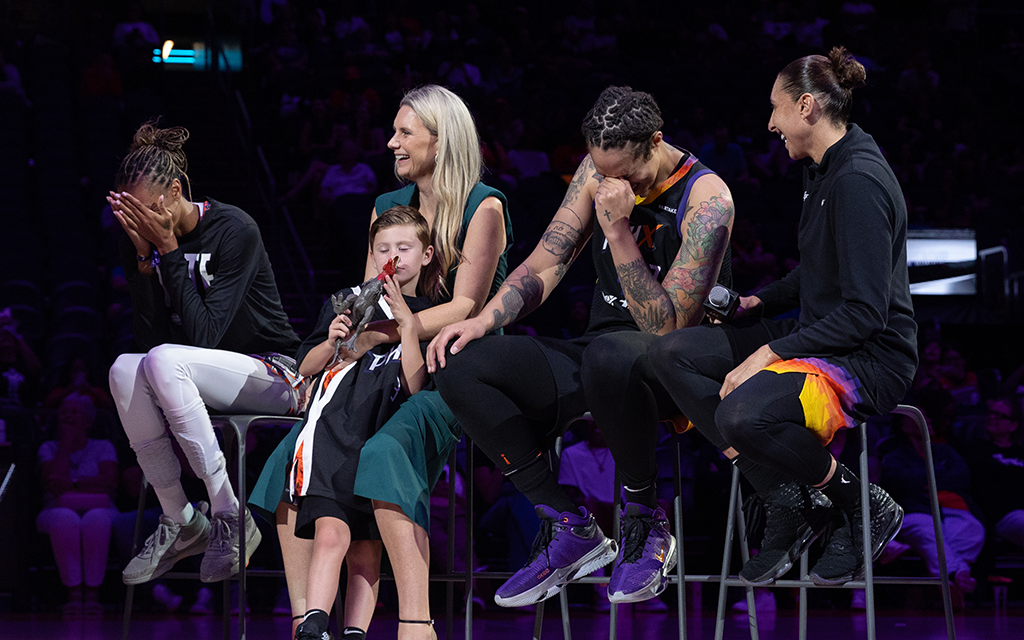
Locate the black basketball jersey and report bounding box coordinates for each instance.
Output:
[586,150,730,335]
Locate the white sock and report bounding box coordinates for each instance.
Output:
[154,485,192,524]
[204,452,238,516]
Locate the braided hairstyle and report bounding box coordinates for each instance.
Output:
[777,46,867,126]
[114,121,192,197]
[581,86,664,162]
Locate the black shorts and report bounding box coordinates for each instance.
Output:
[294,495,380,541]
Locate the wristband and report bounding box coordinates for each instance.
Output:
[137,250,161,267]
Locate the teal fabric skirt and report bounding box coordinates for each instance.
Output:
[248,422,301,524]
[248,389,461,532]
[353,389,461,531]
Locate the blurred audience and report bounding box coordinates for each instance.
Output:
[966,396,1024,552]
[882,385,984,608]
[35,394,119,617]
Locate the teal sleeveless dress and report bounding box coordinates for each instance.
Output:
[249,183,512,530]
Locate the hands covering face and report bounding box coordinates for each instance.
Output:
[108,190,179,254]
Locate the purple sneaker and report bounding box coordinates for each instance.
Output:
[494,505,618,608]
[608,503,677,604]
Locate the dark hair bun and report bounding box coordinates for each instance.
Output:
[828,46,867,90]
[130,121,190,153]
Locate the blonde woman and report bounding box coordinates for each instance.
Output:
[251,85,512,640]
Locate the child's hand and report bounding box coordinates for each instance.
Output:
[383,275,414,332]
[327,311,352,344]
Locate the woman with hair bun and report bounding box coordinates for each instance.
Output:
[653,47,918,587]
[107,121,304,586]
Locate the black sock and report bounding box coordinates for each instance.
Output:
[341,627,366,639]
[298,609,330,635]
[506,453,578,514]
[623,481,658,510]
[817,462,861,513]
[733,456,791,496]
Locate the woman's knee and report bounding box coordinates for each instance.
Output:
[81,508,116,530]
[109,353,144,400]
[37,507,81,533]
[432,341,486,401]
[141,343,190,393]
[581,332,648,390]
[716,390,762,448]
[649,329,704,378]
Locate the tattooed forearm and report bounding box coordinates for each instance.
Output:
[541,220,582,263]
[616,257,674,332]
[490,272,543,329]
[630,297,675,334]
[559,156,595,209]
[685,194,734,263]
[616,258,662,304]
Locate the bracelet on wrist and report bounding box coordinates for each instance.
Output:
[136,250,161,267]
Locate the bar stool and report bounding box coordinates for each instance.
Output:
[121,414,298,640]
[714,404,957,640]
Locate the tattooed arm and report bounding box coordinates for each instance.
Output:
[600,172,734,334]
[426,157,599,370]
[660,174,735,330]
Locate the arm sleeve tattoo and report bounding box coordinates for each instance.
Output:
[662,193,734,325]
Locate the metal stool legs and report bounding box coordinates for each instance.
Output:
[121,415,295,640]
[715,404,956,640]
[607,433,688,640]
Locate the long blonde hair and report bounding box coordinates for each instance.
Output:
[399,85,482,295]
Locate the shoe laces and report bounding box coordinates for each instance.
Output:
[620,513,656,564]
[207,513,237,552]
[525,516,556,565]
[139,521,176,559]
[741,493,765,544]
[823,512,858,557]
[760,485,812,548]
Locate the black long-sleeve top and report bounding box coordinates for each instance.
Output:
[756,124,917,383]
[120,198,300,355]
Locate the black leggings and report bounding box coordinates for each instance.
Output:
[649,320,835,492]
[434,334,573,476]
[581,331,681,490]
[434,331,679,499]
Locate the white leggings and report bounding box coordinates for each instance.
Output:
[36,507,120,587]
[109,344,299,518]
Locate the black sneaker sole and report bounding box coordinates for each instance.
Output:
[739,520,827,586]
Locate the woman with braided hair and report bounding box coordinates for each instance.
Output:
[652,47,914,587]
[107,121,304,586]
[428,85,735,607]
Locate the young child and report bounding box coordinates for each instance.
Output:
[290,205,439,640]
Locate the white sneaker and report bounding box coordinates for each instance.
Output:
[123,502,210,585]
[200,507,262,582]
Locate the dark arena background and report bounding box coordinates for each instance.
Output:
[1,1,1023,639]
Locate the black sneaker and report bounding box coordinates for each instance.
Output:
[738,483,833,586]
[295,621,334,640]
[809,484,903,585]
